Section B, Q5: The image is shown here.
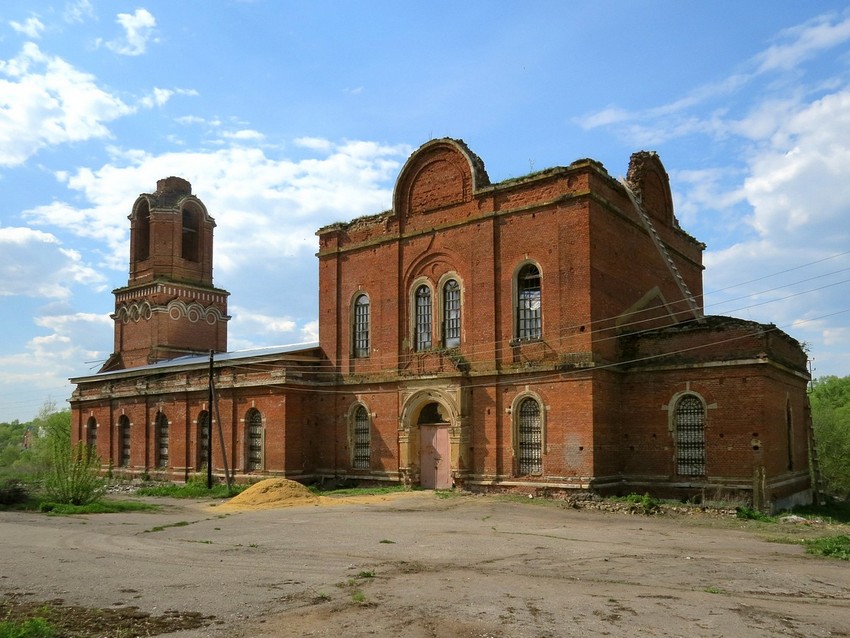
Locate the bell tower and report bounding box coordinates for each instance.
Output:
[101,177,230,371]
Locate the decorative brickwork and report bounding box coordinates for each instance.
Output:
[71,140,812,512]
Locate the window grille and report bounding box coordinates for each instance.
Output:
[246,409,263,471]
[197,411,210,469]
[415,285,432,351]
[517,398,543,475]
[119,416,131,467]
[354,294,370,358]
[156,412,169,468]
[675,396,705,476]
[443,279,461,348]
[87,417,97,451]
[352,406,371,470]
[517,264,542,340]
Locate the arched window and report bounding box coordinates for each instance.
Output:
[86,417,97,452]
[118,415,131,468]
[443,279,461,348]
[246,409,263,471]
[675,395,705,476]
[197,411,210,470]
[155,412,169,469]
[516,264,542,340]
[415,285,432,351]
[517,398,543,475]
[353,294,370,358]
[352,405,371,470]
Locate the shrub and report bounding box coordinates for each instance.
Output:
[0,479,28,506]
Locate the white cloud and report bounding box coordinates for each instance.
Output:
[100,9,157,56]
[0,43,134,166]
[222,129,266,142]
[754,11,850,73]
[0,226,105,298]
[10,16,45,39]
[63,0,94,24]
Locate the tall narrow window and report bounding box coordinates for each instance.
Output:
[353,294,370,358]
[517,398,543,475]
[118,415,131,467]
[155,412,169,469]
[197,411,210,470]
[517,264,542,340]
[443,279,461,348]
[675,395,705,476]
[134,202,150,261]
[786,400,794,471]
[86,417,97,452]
[246,409,263,471]
[182,207,200,262]
[415,285,432,351]
[352,405,371,470]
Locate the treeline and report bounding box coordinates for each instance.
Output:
[810,375,850,500]
[0,403,67,478]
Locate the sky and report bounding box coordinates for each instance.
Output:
[2,1,850,423]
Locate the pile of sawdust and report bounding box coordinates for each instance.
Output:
[218,478,319,511]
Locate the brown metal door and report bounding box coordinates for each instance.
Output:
[420,425,451,489]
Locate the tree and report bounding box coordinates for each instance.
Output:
[810,375,850,500]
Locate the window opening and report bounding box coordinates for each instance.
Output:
[675,396,705,476]
[155,412,169,468]
[517,398,543,475]
[786,400,794,471]
[443,279,461,348]
[182,207,200,262]
[87,417,97,451]
[352,406,371,470]
[246,409,263,471]
[134,203,150,261]
[118,416,131,467]
[415,285,432,351]
[354,294,370,358]
[517,264,542,340]
[198,411,210,469]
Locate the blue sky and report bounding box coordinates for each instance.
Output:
[2,2,850,423]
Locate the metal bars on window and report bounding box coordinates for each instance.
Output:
[354,294,370,358]
[352,406,371,470]
[517,398,543,475]
[415,285,432,351]
[155,412,169,468]
[443,279,461,348]
[517,264,542,340]
[197,411,210,469]
[675,395,705,476]
[246,409,263,471]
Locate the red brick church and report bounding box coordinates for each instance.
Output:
[70,138,813,510]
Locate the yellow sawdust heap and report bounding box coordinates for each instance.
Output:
[220,478,318,510]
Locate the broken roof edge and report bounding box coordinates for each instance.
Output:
[70,341,323,384]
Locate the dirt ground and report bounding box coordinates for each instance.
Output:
[1,490,849,638]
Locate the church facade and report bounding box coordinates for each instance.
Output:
[70,139,813,510]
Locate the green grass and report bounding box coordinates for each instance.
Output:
[790,500,850,524]
[0,617,57,638]
[804,535,850,560]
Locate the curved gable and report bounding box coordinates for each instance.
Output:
[393,138,490,219]
[626,151,675,226]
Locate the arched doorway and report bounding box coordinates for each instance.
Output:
[418,402,451,489]
[399,389,468,489]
